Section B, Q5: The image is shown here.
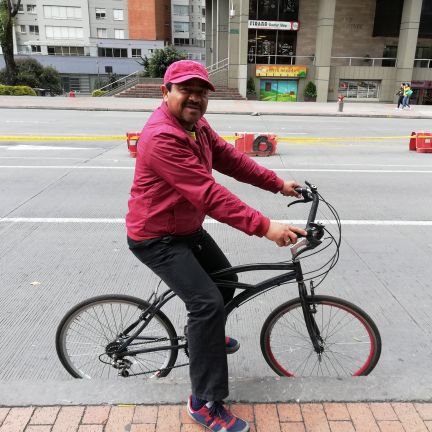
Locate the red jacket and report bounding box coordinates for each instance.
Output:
[126,102,284,240]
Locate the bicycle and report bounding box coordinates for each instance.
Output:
[56,181,382,379]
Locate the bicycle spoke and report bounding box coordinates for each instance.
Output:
[261,296,380,377]
[57,296,179,379]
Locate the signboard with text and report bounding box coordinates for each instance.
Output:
[256,65,307,78]
[248,20,300,31]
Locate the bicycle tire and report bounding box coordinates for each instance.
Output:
[56,294,178,379]
[260,295,381,377]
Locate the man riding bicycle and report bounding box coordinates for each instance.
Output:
[126,60,306,432]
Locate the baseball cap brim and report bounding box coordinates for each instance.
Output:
[169,74,215,92]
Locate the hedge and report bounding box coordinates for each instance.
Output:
[0,85,37,96]
[92,89,107,97]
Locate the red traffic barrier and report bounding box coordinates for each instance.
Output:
[416,131,432,153]
[126,131,140,158]
[234,132,277,156]
[409,131,417,151]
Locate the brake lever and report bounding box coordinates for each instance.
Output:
[287,199,305,208]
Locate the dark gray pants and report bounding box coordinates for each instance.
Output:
[128,228,236,401]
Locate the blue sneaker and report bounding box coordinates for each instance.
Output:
[225,336,240,354]
[187,397,249,431]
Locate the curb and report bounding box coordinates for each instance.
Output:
[1,376,432,406]
[1,105,432,119]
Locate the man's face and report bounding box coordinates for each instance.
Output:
[161,78,209,130]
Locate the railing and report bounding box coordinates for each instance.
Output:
[97,70,141,94]
[331,56,398,67]
[207,58,228,75]
[331,56,432,68]
[414,58,432,68]
[246,54,315,65]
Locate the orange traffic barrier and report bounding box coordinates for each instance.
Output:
[234,132,278,156]
[416,131,432,153]
[409,131,417,151]
[126,131,140,158]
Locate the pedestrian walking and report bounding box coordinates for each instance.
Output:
[402,83,413,109]
[396,83,405,109]
[126,60,306,432]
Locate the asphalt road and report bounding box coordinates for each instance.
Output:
[1,110,431,390]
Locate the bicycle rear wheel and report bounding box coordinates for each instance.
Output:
[56,294,178,379]
[260,295,381,377]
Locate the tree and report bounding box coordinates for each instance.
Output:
[0,58,63,95]
[146,45,187,78]
[0,0,21,85]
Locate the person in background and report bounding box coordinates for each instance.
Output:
[396,83,405,109]
[402,83,412,109]
[126,60,306,432]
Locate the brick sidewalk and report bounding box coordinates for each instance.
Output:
[1,403,432,431]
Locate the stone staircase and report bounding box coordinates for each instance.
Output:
[115,83,244,100]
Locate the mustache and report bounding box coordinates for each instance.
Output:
[184,102,202,110]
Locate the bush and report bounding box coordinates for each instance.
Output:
[92,89,107,97]
[0,84,36,96]
[304,81,317,98]
[247,77,256,95]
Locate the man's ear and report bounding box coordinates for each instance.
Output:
[161,85,169,102]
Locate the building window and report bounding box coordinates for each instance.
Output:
[43,6,82,19]
[338,80,380,99]
[174,22,189,33]
[27,4,37,14]
[17,4,24,13]
[96,8,106,19]
[174,5,189,16]
[174,38,190,45]
[113,9,124,20]
[105,66,113,73]
[47,46,85,56]
[45,26,84,39]
[97,28,107,38]
[131,48,142,57]
[98,47,128,58]
[201,22,205,32]
[19,25,26,33]
[29,25,39,35]
[202,8,205,17]
[114,29,125,39]
[31,45,41,53]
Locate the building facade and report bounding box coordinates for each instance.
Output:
[171,0,207,62]
[206,0,432,103]
[1,0,170,92]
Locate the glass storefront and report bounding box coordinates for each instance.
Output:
[259,79,298,101]
[248,0,299,64]
[338,80,381,99]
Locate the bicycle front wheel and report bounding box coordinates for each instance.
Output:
[56,294,178,379]
[260,295,381,377]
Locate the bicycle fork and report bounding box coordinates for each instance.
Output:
[297,274,324,356]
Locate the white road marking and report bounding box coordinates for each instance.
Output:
[0,145,97,151]
[0,218,431,226]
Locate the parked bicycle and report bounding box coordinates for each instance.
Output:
[56,181,381,379]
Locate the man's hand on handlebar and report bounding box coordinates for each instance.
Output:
[280,180,302,198]
[265,222,307,248]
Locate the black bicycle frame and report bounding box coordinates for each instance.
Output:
[114,258,325,358]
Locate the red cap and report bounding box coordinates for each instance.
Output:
[163,60,215,92]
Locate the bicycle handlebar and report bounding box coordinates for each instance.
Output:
[289,181,325,259]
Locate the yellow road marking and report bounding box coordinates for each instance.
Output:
[0,134,426,142]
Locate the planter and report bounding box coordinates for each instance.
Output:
[303,96,317,102]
